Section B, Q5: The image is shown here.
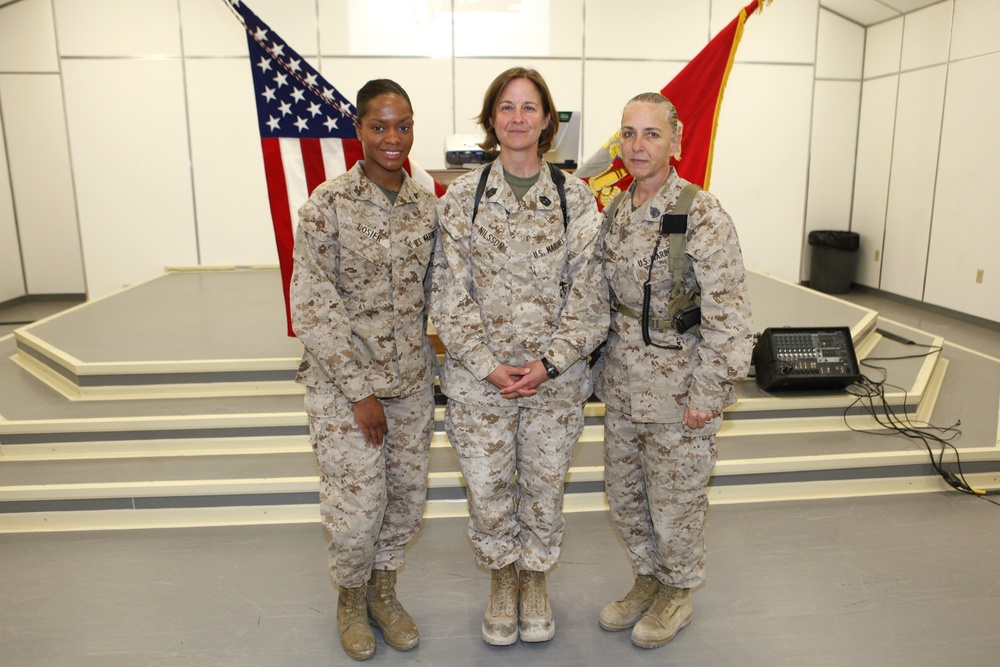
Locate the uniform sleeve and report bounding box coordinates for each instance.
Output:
[289,193,374,403]
[542,178,610,373]
[685,196,753,415]
[428,185,501,380]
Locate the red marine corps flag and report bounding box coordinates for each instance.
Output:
[578,0,772,209]
[224,0,445,335]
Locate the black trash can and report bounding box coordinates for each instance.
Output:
[808,230,859,294]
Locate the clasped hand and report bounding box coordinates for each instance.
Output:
[486,360,548,399]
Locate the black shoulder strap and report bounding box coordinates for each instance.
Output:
[471,162,568,229]
[547,162,568,229]
[471,164,492,223]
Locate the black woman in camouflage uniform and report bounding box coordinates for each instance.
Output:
[290,79,438,661]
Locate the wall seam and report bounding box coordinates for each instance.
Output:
[876,19,905,291]
[0,74,28,295]
[177,0,201,265]
[920,2,955,301]
[800,2,820,282]
[50,0,89,298]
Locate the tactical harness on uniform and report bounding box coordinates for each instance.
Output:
[604,183,703,346]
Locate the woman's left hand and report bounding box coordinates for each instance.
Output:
[499,360,548,399]
[682,405,714,430]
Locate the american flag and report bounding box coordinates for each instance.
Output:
[226,0,445,335]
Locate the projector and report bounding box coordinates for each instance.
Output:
[445,134,491,169]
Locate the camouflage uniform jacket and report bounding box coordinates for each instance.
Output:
[291,162,438,403]
[593,167,752,423]
[430,160,609,409]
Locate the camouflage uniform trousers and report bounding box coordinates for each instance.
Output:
[305,385,434,588]
[603,406,718,589]
[445,399,584,572]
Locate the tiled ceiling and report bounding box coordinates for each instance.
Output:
[819,0,945,26]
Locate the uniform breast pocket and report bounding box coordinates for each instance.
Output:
[634,249,672,292]
[339,226,389,294]
[529,229,569,299]
[470,227,508,278]
[401,228,435,277]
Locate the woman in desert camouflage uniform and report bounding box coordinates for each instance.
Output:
[429,67,608,646]
[594,92,752,649]
[290,79,437,662]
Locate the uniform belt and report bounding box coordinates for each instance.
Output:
[610,295,672,331]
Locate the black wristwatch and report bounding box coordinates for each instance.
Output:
[541,357,560,379]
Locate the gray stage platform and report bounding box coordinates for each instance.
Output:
[1,267,998,532]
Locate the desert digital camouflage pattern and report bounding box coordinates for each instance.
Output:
[292,162,438,403]
[430,160,609,408]
[305,386,434,587]
[603,407,717,588]
[429,160,608,568]
[290,161,437,587]
[593,166,751,424]
[445,401,584,570]
[594,166,751,590]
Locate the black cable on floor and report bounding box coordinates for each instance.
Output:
[842,353,1000,505]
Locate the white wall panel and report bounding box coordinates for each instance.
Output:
[321,57,454,171]
[185,58,275,267]
[950,0,1000,60]
[320,0,450,58]
[53,0,181,58]
[582,60,685,165]
[453,59,584,141]
[710,63,814,283]
[0,0,59,72]
[864,17,902,79]
[454,0,584,58]
[925,54,1000,322]
[802,80,861,281]
[0,114,25,302]
[182,0,317,58]
[712,0,817,64]
[900,1,952,71]
[584,0,709,60]
[816,9,864,79]
[880,65,946,300]
[0,74,84,294]
[850,76,897,288]
[61,60,197,297]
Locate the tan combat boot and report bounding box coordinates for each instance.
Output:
[482,563,518,645]
[337,584,376,661]
[630,583,692,649]
[366,569,419,651]
[518,569,555,642]
[598,574,659,631]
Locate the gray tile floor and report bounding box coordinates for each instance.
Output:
[1,492,998,666]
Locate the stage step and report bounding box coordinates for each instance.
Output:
[0,328,942,459]
[3,268,999,532]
